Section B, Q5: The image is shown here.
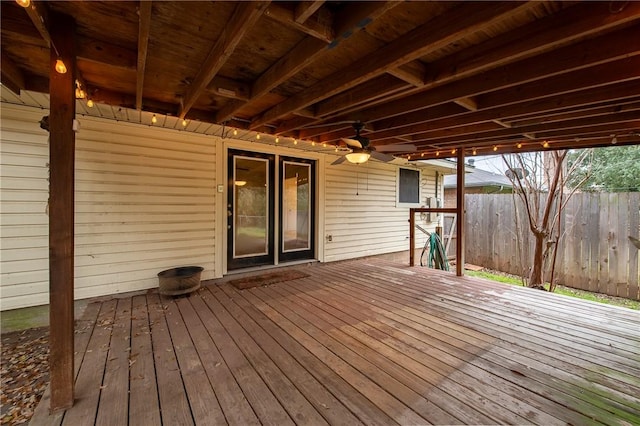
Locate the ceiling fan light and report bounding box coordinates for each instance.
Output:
[345,152,370,164]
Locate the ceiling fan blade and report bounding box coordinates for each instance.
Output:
[370,151,395,162]
[331,155,348,165]
[342,138,363,148]
[376,144,417,152]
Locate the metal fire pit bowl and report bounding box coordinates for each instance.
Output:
[157,266,204,296]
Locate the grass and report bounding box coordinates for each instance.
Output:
[466,270,640,310]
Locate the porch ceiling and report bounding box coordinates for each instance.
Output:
[30,259,640,425]
[2,1,639,159]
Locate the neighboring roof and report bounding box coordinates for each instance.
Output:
[444,167,513,189]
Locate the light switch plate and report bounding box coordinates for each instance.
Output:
[217,184,224,193]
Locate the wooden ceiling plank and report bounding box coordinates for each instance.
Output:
[179,1,270,119]
[387,62,426,87]
[215,36,326,122]
[216,1,398,124]
[295,1,325,24]
[370,77,640,142]
[135,0,152,110]
[77,37,137,70]
[411,110,640,145]
[427,1,640,87]
[207,76,251,101]
[251,2,531,128]
[23,0,51,46]
[264,4,333,43]
[304,6,640,127]
[352,26,640,127]
[1,51,26,94]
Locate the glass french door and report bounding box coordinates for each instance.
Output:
[279,157,315,262]
[227,151,315,270]
[227,150,275,270]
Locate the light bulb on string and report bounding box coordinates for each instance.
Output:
[293,139,298,145]
[472,148,477,156]
[151,114,157,124]
[492,145,498,152]
[182,119,187,127]
[311,141,316,147]
[435,151,440,157]
[256,133,261,140]
[87,99,94,108]
[542,140,550,148]
[55,59,67,74]
[451,148,456,154]
[233,129,238,136]
[16,0,31,8]
[516,142,523,149]
[275,136,279,143]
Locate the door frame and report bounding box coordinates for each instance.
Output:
[219,141,325,276]
[226,149,276,270]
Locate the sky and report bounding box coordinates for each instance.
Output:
[466,155,508,174]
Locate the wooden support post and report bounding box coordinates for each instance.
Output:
[409,208,415,266]
[49,12,76,412]
[456,149,465,276]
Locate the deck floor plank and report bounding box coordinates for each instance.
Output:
[225,285,396,426]
[178,295,261,426]
[248,285,458,425]
[95,298,132,426]
[146,293,194,425]
[213,284,366,425]
[196,288,296,426]
[128,295,161,426]
[61,299,117,426]
[281,275,569,426]
[164,297,226,425]
[29,258,640,426]
[205,286,331,425]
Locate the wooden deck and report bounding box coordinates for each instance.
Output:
[31,259,640,425]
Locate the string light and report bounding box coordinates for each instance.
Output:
[311,141,316,146]
[492,145,498,152]
[275,136,279,143]
[322,142,327,148]
[334,146,338,152]
[182,119,187,127]
[542,140,550,148]
[293,139,298,145]
[16,0,31,7]
[472,148,477,156]
[151,114,157,124]
[407,154,411,160]
[233,129,238,136]
[451,148,456,154]
[55,59,67,74]
[256,133,261,140]
[516,142,523,149]
[420,152,424,157]
[86,99,94,108]
[435,151,440,157]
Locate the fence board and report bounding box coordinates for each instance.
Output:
[464,192,640,301]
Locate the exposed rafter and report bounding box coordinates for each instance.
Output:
[135,0,152,110]
[294,1,325,24]
[179,1,270,119]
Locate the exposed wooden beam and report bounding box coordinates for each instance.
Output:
[300,6,640,127]
[454,97,478,111]
[135,0,152,110]
[215,36,326,122]
[216,1,398,124]
[179,1,269,119]
[23,0,51,46]
[251,2,531,128]
[412,111,640,146]
[48,11,76,413]
[1,51,26,94]
[388,61,427,87]
[426,1,640,87]
[351,27,640,127]
[264,3,333,43]
[77,36,137,70]
[295,1,325,23]
[208,76,251,101]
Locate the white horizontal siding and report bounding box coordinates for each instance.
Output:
[323,158,438,263]
[1,104,218,310]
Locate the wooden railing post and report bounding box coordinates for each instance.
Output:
[409,208,415,266]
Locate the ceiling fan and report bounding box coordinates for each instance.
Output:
[332,122,416,165]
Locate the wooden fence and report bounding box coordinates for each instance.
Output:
[453,193,640,300]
